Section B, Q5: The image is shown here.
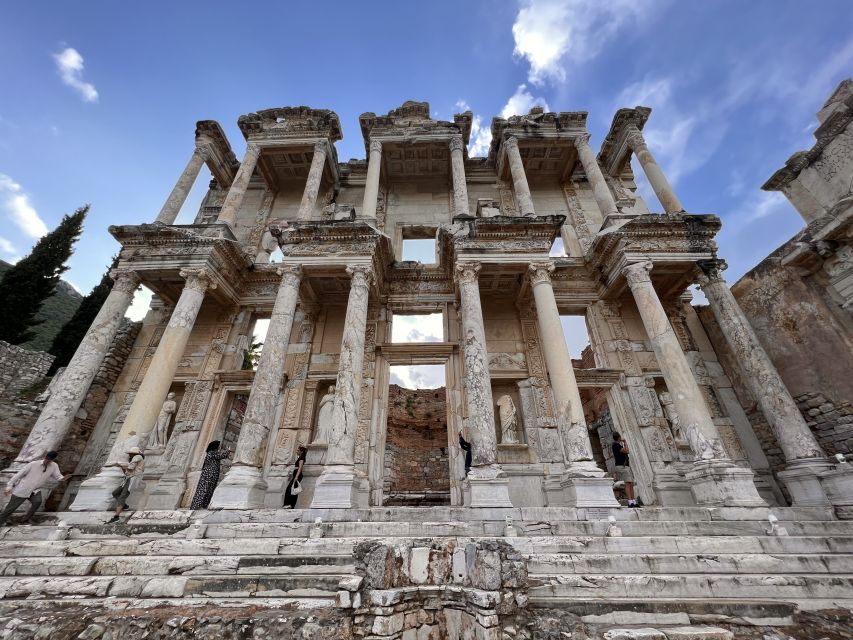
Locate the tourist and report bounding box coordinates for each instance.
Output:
[458,430,472,476]
[190,440,229,510]
[107,446,145,523]
[284,445,307,509]
[612,432,637,507]
[1,451,71,527]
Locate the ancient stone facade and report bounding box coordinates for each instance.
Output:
[0,341,53,401]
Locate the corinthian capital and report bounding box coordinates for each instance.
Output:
[696,259,728,287]
[369,139,383,155]
[449,135,465,153]
[346,263,374,287]
[455,262,482,284]
[194,144,212,161]
[109,268,141,294]
[624,126,647,152]
[622,260,653,288]
[277,264,303,286]
[528,261,555,286]
[572,133,591,149]
[313,140,328,156]
[504,136,519,152]
[179,267,217,293]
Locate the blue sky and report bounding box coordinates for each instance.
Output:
[1,0,851,316]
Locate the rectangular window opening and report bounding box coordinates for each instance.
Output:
[401,238,437,264]
[559,313,594,368]
[391,312,444,343]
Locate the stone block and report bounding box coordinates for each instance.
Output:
[371,612,405,636]
[663,627,733,640]
[409,547,430,584]
[604,629,666,640]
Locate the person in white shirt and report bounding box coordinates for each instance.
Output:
[107,447,146,524]
[1,451,71,526]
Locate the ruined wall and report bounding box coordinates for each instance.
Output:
[0,341,54,401]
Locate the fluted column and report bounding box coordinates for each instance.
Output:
[70,268,215,511]
[573,134,619,220]
[0,270,140,488]
[697,259,833,505]
[625,127,683,214]
[217,143,261,227]
[155,146,209,224]
[210,265,303,509]
[361,139,382,220]
[504,137,535,216]
[297,142,328,221]
[623,260,764,506]
[310,264,373,508]
[450,135,470,217]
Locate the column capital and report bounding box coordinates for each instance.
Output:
[455,261,482,284]
[696,259,728,286]
[369,138,382,154]
[528,261,555,286]
[109,269,141,294]
[179,267,217,293]
[504,136,520,152]
[276,264,303,284]
[572,133,592,148]
[313,140,329,156]
[623,260,653,288]
[246,142,262,155]
[624,125,647,151]
[449,135,465,153]
[193,143,212,161]
[346,263,374,287]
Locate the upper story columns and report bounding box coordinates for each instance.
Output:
[155,147,209,224]
[298,141,331,221]
[625,126,684,214]
[450,135,470,216]
[573,134,619,219]
[504,137,535,216]
[217,143,262,228]
[361,139,383,221]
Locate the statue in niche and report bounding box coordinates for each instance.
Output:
[497,395,520,444]
[658,391,715,461]
[148,392,178,449]
[312,385,336,444]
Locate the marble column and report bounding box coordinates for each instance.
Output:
[504,137,535,216]
[0,270,141,490]
[573,134,619,221]
[210,265,303,509]
[528,263,618,506]
[217,143,261,227]
[70,268,215,511]
[361,139,382,220]
[456,262,512,507]
[450,135,470,217]
[155,146,209,224]
[310,264,373,508]
[697,259,834,505]
[623,260,764,506]
[625,127,684,215]
[297,142,328,221]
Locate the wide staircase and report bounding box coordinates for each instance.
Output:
[0,506,852,638]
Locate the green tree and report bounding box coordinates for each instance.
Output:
[0,206,88,345]
[48,254,120,373]
[241,336,264,370]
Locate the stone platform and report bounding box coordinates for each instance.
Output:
[1,506,852,638]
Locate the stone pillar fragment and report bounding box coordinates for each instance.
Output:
[217,143,261,227]
[573,134,619,220]
[1,270,140,488]
[504,137,535,216]
[310,264,373,508]
[70,269,215,511]
[210,265,303,509]
[528,262,618,506]
[361,140,382,220]
[155,147,208,224]
[450,135,470,217]
[455,262,512,507]
[623,260,764,506]
[297,142,328,221]
[625,127,684,214]
[697,259,834,505]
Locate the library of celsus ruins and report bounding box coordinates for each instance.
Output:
[0,81,852,638]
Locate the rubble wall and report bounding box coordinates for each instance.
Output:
[0,341,54,401]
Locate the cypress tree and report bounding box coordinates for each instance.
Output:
[0,205,88,345]
[48,254,119,373]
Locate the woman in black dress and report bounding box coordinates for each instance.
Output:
[283,445,307,509]
[190,440,229,510]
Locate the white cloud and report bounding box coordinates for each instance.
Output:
[512,0,657,86]
[53,47,99,103]
[501,84,549,118]
[0,173,49,238]
[0,236,14,254]
[125,285,153,321]
[389,365,446,389]
[457,101,492,158]
[391,313,443,343]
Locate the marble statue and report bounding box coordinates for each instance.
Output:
[149,392,177,449]
[496,395,519,444]
[313,385,335,444]
[659,390,716,461]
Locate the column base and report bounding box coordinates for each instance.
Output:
[778,458,833,506]
[145,474,187,510]
[69,466,127,511]
[652,469,696,506]
[208,465,268,510]
[466,465,513,508]
[559,462,619,508]
[820,464,853,519]
[310,465,368,509]
[685,459,766,507]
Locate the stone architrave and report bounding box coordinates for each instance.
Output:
[455,262,513,507]
[622,260,765,507]
[449,135,470,217]
[297,141,328,221]
[697,259,835,505]
[0,269,141,488]
[504,137,535,216]
[625,127,684,214]
[70,268,215,511]
[573,134,619,221]
[210,265,303,509]
[155,146,209,224]
[217,143,261,227]
[361,140,382,220]
[310,264,373,508]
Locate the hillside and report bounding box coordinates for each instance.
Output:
[0,259,83,352]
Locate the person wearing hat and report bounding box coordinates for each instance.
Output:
[107,446,146,523]
[1,451,71,527]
